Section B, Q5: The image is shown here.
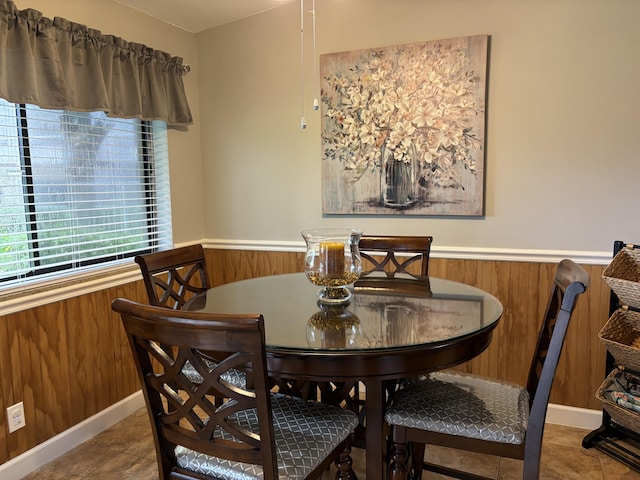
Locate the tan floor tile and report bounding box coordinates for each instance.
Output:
[598,450,640,480]
[498,444,604,480]
[542,443,606,479]
[124,434,156,460]
[83,410,152,453]
[21,441,115,479]
[425,445,499,479]
[88,452,158,480]
[22,470,85,480]
[542,423,592,448]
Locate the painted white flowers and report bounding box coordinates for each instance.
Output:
[322,40,484,189]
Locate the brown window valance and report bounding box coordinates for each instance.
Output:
[0,0,192,126]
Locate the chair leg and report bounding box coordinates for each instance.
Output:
[388,439,410,480]
[523,430,543,480]
[522,456,541,480]
[410,442,425,480]
[335,440,357,480]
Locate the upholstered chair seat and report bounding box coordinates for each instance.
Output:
[176,393,358,479]
[386,371,530,445]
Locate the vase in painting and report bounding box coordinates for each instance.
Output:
[380,142,417,208]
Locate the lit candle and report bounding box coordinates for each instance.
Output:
[320,241,345,278]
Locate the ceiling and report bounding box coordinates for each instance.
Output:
[114,0,297,33]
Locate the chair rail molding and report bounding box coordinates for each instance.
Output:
[204,238,611,265]
[1,239,610,316]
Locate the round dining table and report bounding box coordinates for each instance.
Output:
[185,272,503,480]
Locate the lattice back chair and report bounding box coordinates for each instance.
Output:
[317,235,433,447]
[135,244,210,310]
[135,244,246,393]
[385,259,589,480]
[359,235,433,279]
[112,298,359,480]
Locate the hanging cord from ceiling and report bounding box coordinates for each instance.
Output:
[300,0,306,129]
[300,0,319,129]
[312,0,318,111]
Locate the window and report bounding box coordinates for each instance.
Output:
[0,99,172,290]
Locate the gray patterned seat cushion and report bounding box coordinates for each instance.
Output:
[181,358,247,389]
[385,371,530,444]
[175,393,358,479]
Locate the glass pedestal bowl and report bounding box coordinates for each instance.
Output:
[301,228,363,305]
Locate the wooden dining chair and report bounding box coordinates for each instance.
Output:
[135,244,246,390]
[358,235,433,279]
[315,235,434,446]
[135,244,210,310]
[112,298,359,480]
[384,259,590,480]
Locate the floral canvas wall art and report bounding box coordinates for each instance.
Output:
[320,35,488,216]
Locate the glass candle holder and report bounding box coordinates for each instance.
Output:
[301,228,363,305]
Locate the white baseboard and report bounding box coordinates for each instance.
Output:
[0,394,602,479]
[546,403,603,431]
[0,391,144,480]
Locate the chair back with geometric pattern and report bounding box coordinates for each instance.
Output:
[112,298,278,479]
[359,235,432,279]
[135,244,210,310]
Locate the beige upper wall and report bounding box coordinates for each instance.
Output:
[9,0,640,253]
[11,0,204,245]
[197,0,640,252]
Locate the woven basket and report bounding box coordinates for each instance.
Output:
[598,308,640,372]
[596,367,640,432]
[603,247,640,309]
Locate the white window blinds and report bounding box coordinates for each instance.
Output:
[0,98,172,289]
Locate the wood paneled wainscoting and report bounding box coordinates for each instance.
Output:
[0,248,609,467]
[0,279,149,466]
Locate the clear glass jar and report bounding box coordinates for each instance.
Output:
[301,228,363,305]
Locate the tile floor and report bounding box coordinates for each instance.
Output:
[20,407,640,480]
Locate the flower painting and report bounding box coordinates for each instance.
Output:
[320,35,488,215]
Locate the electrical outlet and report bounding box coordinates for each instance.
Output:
[7,402,25,433]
